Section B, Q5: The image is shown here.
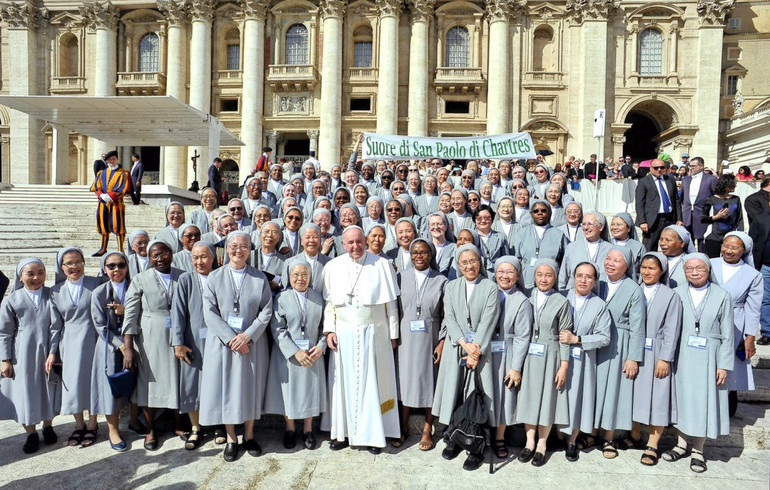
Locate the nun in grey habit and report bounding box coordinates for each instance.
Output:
[171,223,201,273]
[511,201,569,289]
[665,253,733,473]
[0,258,59,454]
[514,258,572,467]
[594,246,646,457]
[264,260,327,451]
[153,201,186,253]
[200,231,273,461]
[558,211,612,290]
[49,247,101,446]
[395,239,448,451]
[491,256,533,459]
[431,244,499,470]
[629,251,683,466]
[559,262,612,461]
[609,213,646,282]
[127,229,151,280]
[660,225,696,289]
[280,224,331,291]
[425,212,457,278]
[252,221,288,293]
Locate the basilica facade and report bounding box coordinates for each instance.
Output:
[0,0,759,187]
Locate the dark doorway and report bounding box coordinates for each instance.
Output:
[139,146,160,172]
[623,113,659,162]
[284,138,310,157]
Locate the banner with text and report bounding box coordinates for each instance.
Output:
[362,132,536,161]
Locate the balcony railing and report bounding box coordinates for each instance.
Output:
[267,64,319,91]
[214,69,243,86]
[627,73,679,90]
[522,71,565,89]
[730,105,770,130]
[433,67,485,94]
[116,72,166,95]
[346,67,379,83]
[50,76,87,94]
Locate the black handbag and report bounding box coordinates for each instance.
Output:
[103,290,136,399]
[447,368,488,456]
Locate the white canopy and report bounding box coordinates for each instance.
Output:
[0,95,243,146]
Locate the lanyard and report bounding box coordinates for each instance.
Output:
[644,284,661,312]
[572,293,590,329]
[153,270,173,309]
[414,270,429,318]
[687,285,711,335]
[293,289,307,337]
[533,289,549,341]
[464,280,474,330]
[533,226,547,258]
[585,239,601,262]
[228,268,246,315]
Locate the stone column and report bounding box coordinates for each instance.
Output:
[307,129,319,153]
[159,0,189,188]
[376,0,401,135]
[82,1,119,159]
[240,0,269,183]
[318,0,345,168]
[407,0,434,137]
[1,1,47,184]
[486,0,511,135]
[266,129,278,161]
[693,2,733,165]
[188,0,214,187]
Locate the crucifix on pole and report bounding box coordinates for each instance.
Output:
[189,149,200,192]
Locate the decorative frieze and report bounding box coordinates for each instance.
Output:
[0,1,48,30]
[79,1,119,31]
[696,0,735,26]
[565,0,620,24]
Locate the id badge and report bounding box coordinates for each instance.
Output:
[464,331,476,343]
[528,343,545,356]
[228,314,244,331]
[530,257,538,266]
[645,337,653,350]
[491,341,505,353]
[295,339,311,351]
[687,335,707,349]
[570,346,582,359]
[410,320,426,332]
[164,317,172,329]
[199,327,208,340]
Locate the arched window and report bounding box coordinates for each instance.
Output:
[285,24,309,65]
[138,32,159,72]
[352,25,373,68]
[532,27,554,72]
[445,26,470,68]
[59,34,78,77]
[639,28,663,75]
[225,28,241,70]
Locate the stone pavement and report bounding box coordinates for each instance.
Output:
[0,413,768,490]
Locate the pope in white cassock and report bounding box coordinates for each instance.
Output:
[322,226,400,453]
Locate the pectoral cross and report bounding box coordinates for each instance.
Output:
[347,292,355,305]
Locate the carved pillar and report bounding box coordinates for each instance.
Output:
[240,0,269,182]
[188,0,214,186]
[407,0,434,137]
[318,0,345,168]
[1,1,48,184]
[486,0,511,135]
[307,129,319,153]
[376,0,401,134]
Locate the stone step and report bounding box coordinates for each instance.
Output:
[738,368,770,403]
[752,343,770,370]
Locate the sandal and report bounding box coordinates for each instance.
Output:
[214,428,226,445]
[640,446,659,466]
[67,429,85,447]
[662,445,688,462]
[690,449,707,473]
[419,430,434,451]
[576,434,596,451]
[80,429,97,448]
[617,435,644,450]
[185,430,202,451]
[390,431,408,448]
[493,440,509,458]
[602,440,618,459]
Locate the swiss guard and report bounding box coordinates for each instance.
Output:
[90,150,132,256]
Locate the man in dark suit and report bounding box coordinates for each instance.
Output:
[635,158,683,251]
[744,176,770,225]
[129,153,144,205]
[583,154,605,182]
[620,155,636,179]
[207,157,226,204]
[93,152,107,179]
[748,204,770,345]
[681,157,716,252]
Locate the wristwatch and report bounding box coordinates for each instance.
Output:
[577,336,582,345]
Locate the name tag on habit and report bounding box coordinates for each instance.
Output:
[199,327,208,340]
[491,341,505,353]
[645,338,653,350]
[228,315,244,331]
[164,317,172,329]
[410,320,427,332]
[570,346,582,359]
[464,331,476,343]
[295,339,311,351]
[528,343,545,356]
[687,335,707,349]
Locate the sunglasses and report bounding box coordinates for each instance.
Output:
[532,209,548,214]
[229,206,244,211]
[651,166,665,170]
[286,216,302,221]
[105,263,127,270]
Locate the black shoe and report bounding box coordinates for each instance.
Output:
[367,446,382,455]
[143,438,158,451]
[91,251,106,257]
[441,440,462,460]
[757,335,770,346]
[242,438,263,457]
[42,426,57,445]
[128,421,148,435]
[531,451,547,467]
[223,442,238,462]
[565,443,579,462]
[463,452,484,471]
[329,439,349,451]
[729,391,739,418]
[304,432,317,450]
[518,447,534,463]
[22,433,40,454]
[283,430,297,449]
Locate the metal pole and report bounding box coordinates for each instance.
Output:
[593,136,601,212]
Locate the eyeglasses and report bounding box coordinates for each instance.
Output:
[150,250,172,259]
[105,263,127,270]
[286,216,302,221]
[651,166,665,170]
[229,206,244,211]
[459,259,480,268]
[183,232,201,239]
[290,272,310,279]
[581,222,600,228]
[62,261,84,269]
[228,245,251,251]
[387,207,401,212]
[475,215,491,221]
[468,197,480,202]
[684,266,708,273]
[535,170,546,175]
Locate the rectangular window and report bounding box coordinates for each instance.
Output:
[726,75,739,96]
[220,98,239,112]
[353,41,373,67]
[350,97,371,112]
[226,44,240,70]
[445,101,470,114]
[728,18,741,29]
[727,47,742,60]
